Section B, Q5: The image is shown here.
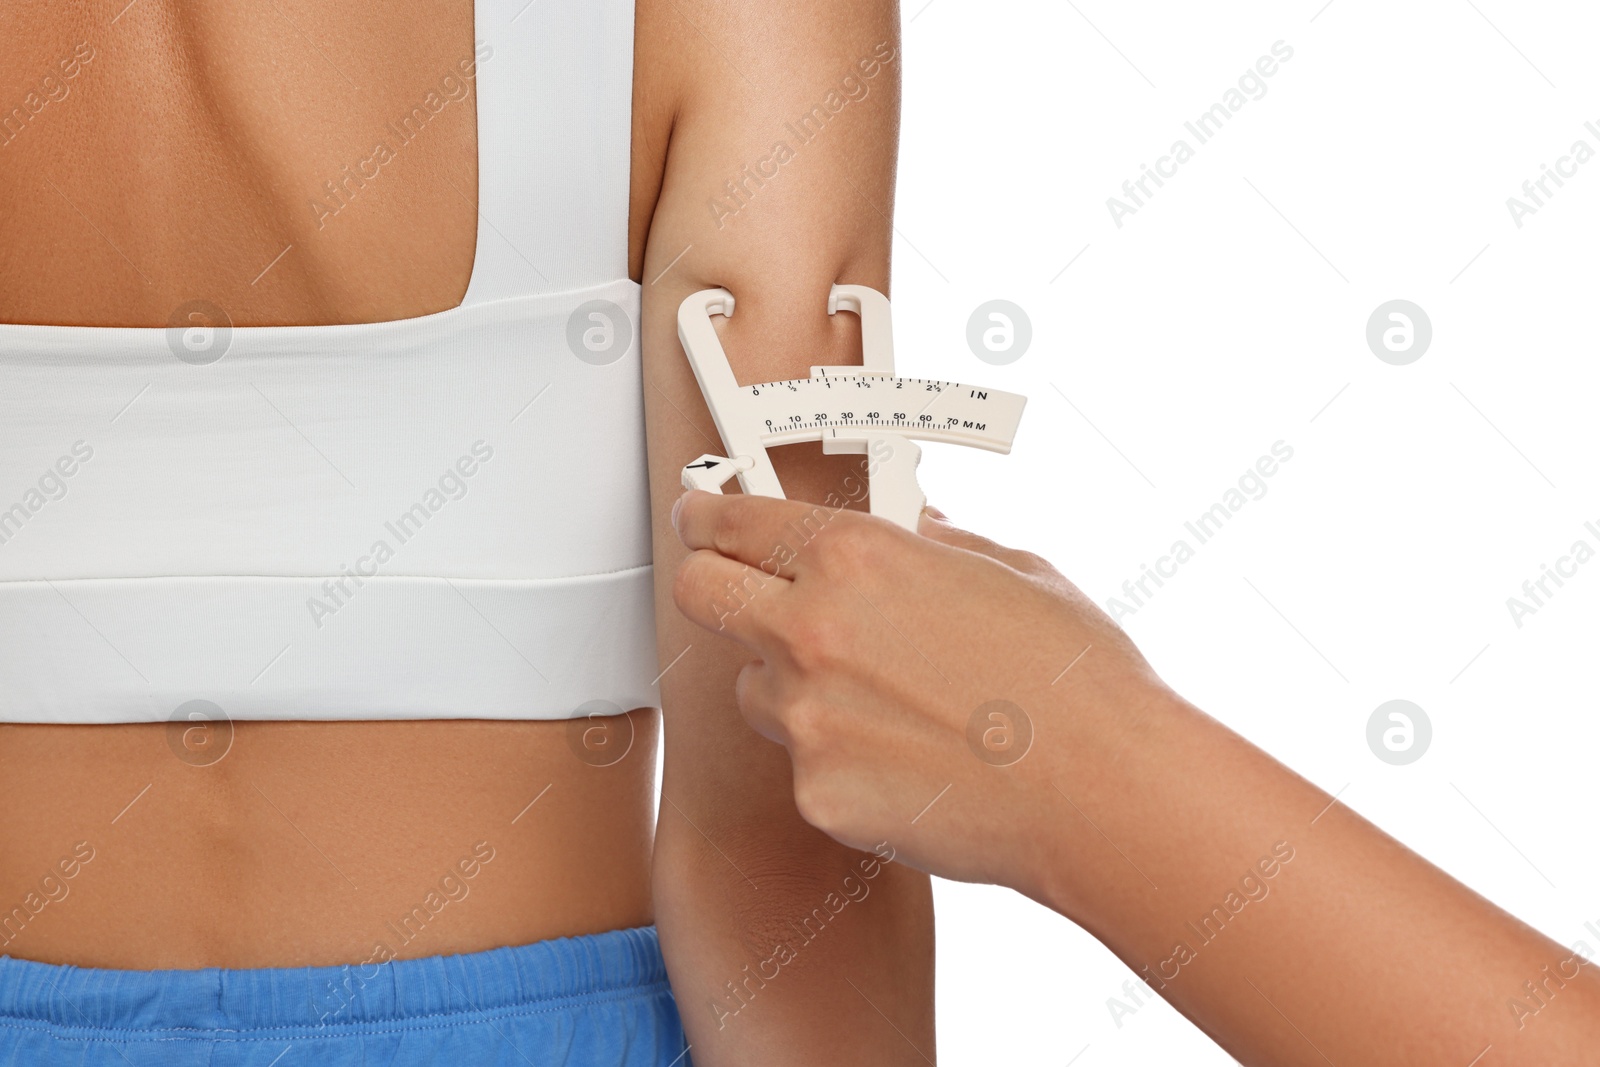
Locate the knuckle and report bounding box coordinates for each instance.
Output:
[784,610,847,672]
[710,498,748,556]
[791,773,836,833]
[733,660,761,710]
[671,550,724,619]
[781,695,823,748]
[1009,549,1052,575]
[669,552,702,610]
[734,662,777,728]
[818,517,878,574]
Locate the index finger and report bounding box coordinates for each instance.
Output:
[672,489,845,578]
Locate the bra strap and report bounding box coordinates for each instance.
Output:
[461,0,636,305]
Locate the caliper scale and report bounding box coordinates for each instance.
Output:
[677,284,1027,530]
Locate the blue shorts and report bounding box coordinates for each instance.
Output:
[0,925,689,1066]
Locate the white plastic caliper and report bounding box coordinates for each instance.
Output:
[676,284,1026,530]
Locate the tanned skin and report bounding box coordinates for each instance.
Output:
[0,2,933,1062]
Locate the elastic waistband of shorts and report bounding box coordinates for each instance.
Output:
[0,925,667,1037]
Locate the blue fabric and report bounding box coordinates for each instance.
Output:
[0,925,689,1066]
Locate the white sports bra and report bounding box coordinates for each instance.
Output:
[0,0,659,723]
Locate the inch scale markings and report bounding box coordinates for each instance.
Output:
[677,285,1027,529]
[748,377,1017,447]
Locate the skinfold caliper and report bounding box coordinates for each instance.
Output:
[677,285,1026,530]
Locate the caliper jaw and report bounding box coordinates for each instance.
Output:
[680,454,748,493]
[677,283,941,530]
[813,285,926,529]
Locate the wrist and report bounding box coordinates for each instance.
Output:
[1023,677,1189,923]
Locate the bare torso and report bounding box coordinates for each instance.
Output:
[0,0,672,969]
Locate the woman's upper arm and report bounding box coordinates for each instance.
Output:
[633,8,935,1063]
[636,0,903,822]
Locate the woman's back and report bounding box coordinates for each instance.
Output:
[0,0,660,969]
[1,0,480,326]
[0,2,935,1063]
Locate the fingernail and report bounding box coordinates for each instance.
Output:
[671,492,686,532]
[924,505,947,520]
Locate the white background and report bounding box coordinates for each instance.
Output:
[889,1,1600,1062]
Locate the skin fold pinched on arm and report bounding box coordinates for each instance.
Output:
[633,2,936,1064]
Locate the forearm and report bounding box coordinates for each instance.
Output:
[652,728,934,1064]
[642,313,938,1062]
[1039,687,1600,1065]
[649,448,934,1065]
